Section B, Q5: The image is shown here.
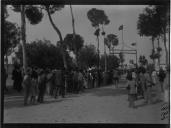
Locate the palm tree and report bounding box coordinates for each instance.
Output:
[44,5,67,69]
[87,8,110,72]
[105,34,119,50]
[157,37,162,65]
[70,5,76,36]
[12,5,43,73]
[137,5,169,66]
[137,7,158,64]
[104,34,119,69]
[63,33,84,66]
[154,5,169,67]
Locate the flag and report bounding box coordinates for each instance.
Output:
[118,25,123,30]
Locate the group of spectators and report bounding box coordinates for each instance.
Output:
[126,66,169,109]
[6,65,107,106]
[4,64,169,107]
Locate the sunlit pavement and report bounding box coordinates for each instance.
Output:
[4,84,169,124]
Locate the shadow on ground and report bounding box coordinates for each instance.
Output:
[86,87,128,97]
[4,97,72,110]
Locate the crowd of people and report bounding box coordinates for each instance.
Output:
[126,66,169,109]
[4,64,169,108]
[6,65,108,106]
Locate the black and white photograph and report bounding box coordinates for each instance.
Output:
[2,1,170,124]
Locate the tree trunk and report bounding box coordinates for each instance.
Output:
[70,5,76,36]
[104,39,107,72]
[70,5,78,67]
[163,32,169,67]
[97,36,100,70]
[21,5,27,73]
[102,25,107,72]
[151,37,155,64]
[46,8,67,69]
[157,37,161,66]
[5,54,8,73]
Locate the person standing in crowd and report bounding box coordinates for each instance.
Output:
[95,70,99,87]
[135,69,142,98]
[144,70,153,104]
[37,69,47,103]
[60,68,66,98]
[54,69,65,98]
[163,66,169,103]
[87,71,91,88]
[158,67,166,92]
[83,71,88,89]
[67,70,74,93]
[49,70,56,97]
[12,65,18,90]
[113,70,119,88]
[4,67,8,92]
[151,70,157,86]
[78,70,84,93]
[22,68,32,106]
[139,68,146,98]
[30,69,38,105]
[73,69,79,93]
[12,65,23,92]
[127,71,137,108]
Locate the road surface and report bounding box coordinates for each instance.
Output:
[4,84,169,123]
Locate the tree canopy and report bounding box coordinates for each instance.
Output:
[64,33,84,55]
[137,6,160,38]
[104,34,119,49]
[87,8,110,28]
[77,44,98,69]
[139,55,148,66]
[4,20,20,55]
[100,54,120,70]
[16,39,73,69]
[12,5,44,25]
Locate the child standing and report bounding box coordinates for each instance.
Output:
[30,77,38,104]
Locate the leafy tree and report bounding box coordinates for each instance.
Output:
[4,20,20,57]
[100,54,120,70]
[87,8,110,28]
[42,5,68,69]
[64,33,84,60]
[119,52,125,66]
[153,5,169,66]
[11,5,69,72]
[137,6,159,63]
[3,5,20,71]
[77,44,98,69]
[87,8,110,72]
[105,34,119,50]
[137,5,169,66]
[139,55,148,66]
[11,5,44,72]
[156,38,162,65]
[150,49,161,60]
[16,39,72,69]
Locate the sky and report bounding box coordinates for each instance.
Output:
[6,5,167,64]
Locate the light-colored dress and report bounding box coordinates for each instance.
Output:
[128,80,136,94]
[163,73,169,103]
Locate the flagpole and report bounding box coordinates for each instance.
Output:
[121,25,124,51]
[121,25,124,68]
